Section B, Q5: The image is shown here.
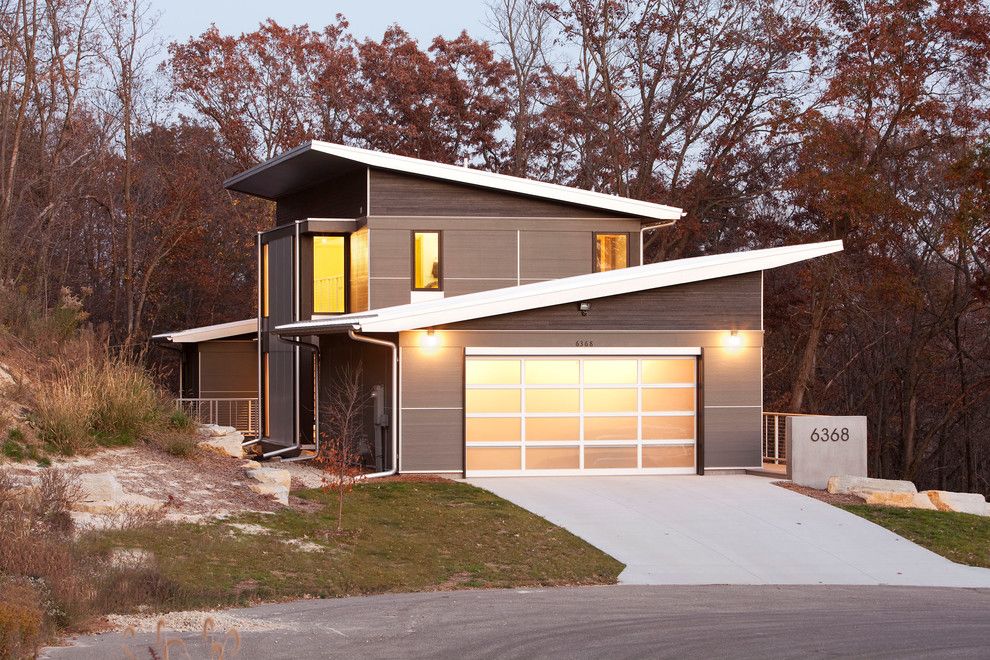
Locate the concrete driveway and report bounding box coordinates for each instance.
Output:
[469,475,990,587]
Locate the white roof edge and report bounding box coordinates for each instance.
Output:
[276,240,843,335]
[227,140,683,221]
[153,318,258,343]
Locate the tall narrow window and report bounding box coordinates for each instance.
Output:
[594,233,628,272]
[313,236,346,313]
[261,243,269,317]
[413,231,441,290]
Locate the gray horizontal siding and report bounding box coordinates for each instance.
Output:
[369,169,636,218]
[443,272,762,331]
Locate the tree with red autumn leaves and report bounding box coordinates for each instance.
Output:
[1,0,989,496]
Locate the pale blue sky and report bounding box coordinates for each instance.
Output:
[154,0,494,46]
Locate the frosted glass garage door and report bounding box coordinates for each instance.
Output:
[464,355,696,476]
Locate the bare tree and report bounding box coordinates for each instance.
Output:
[317,364,371,532]
[486,0,551,176]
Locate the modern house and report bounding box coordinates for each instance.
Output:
[157,141,842,477]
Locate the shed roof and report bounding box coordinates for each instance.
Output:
[276,240,843,335]
[224,141,683,221]
[153,318,257,344]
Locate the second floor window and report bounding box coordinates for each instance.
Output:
[413,231,442,290]
[314,235,346,313]
[595,233,628,272]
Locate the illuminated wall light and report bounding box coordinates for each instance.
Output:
[726,330,743,348]
[421,328,440,349]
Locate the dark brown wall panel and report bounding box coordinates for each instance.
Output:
[275,168,367,225]
[198,341,258,398]
[265,234,297,446]
[443,272,762,331]
[369,169,634,218]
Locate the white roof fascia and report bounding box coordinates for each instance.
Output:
[276,241,842,335]
[153,318,258,343]
[229,141,684,221]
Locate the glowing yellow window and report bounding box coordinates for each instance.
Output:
[313,236,345,314]
[595,233,627,272]
[413,231,441,289]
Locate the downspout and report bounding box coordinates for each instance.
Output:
[348,329,399,479]
[277,335,321,462]
[639,219,678,265]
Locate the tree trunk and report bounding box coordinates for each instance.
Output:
[788,289,827,413]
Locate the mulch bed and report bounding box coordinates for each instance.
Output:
[773,480,865,505]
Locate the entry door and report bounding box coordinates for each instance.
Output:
[464,354,697,476]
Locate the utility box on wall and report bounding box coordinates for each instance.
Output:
[786,415,868,489]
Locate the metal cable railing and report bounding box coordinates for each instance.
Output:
[176,398,259,436]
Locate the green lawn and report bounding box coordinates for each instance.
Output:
[79,480,623,613]
[840,504,990,569]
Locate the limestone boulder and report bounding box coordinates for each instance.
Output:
[196,424,237,438]
[245,467,291,505]
[827,475,916,498]
[77,472,124,504]
[864,490,937,510]
[246,467,291,491]
[248,482,289,505]
[923,490,989,516]
[73,473,165,513]
[198,431,245,459]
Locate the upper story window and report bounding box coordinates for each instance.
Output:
[594,233,628,272]
[314,235,346,314]
[412,231,442,290]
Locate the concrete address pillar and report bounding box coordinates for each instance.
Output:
[785,415,868,489]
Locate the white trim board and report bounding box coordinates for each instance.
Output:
[466,347,701,356]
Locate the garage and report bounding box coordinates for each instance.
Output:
[464,349,698,476]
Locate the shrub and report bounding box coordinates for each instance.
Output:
[90,359,163,445]
[0,578,45,660]
[31,362,97,454]
[2,438,24,461]
[30,339,168,454]
[167,408,195,432]
[150,431,199,458]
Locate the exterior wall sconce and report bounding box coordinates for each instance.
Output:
[726,330,742,348]
[578,301,591,316]
[421,328,440,349]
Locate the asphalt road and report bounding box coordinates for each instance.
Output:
[45,585,990,659]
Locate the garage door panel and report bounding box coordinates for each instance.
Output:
[465,354,697,476]
[585,446,637,469]
[526,447,580,469]
[642,444,695,468]
[466,447,521,471]
[642,416,695,441]
[526,417,580,442]
[465,417,520,442]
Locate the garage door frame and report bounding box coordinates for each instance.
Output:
[464,347,702,477]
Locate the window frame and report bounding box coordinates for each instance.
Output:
[410,230,443,291]
[593,232,630,273]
